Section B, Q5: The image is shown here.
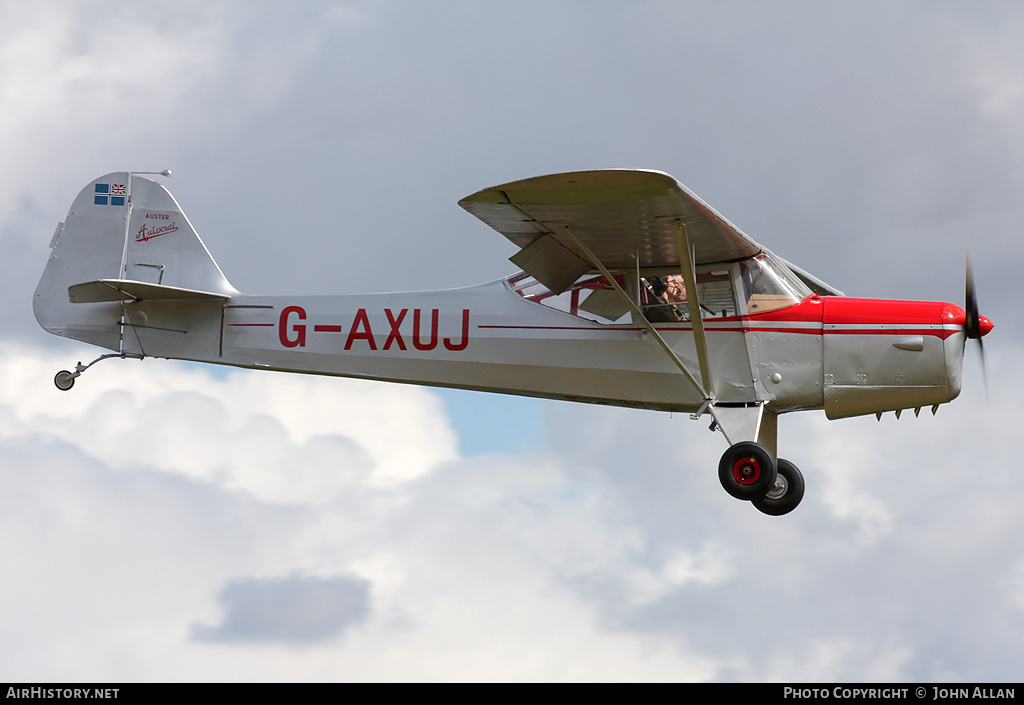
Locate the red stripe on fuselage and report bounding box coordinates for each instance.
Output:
[477,296,965,339]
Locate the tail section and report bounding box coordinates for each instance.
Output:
[34,172,236,357]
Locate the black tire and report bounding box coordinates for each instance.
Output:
[718,441,777,500]
[752,458,805,516]
[54,370,75,391]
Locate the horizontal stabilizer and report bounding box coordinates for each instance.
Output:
[69,279,231,304]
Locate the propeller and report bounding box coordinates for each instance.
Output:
[964,250,993,392]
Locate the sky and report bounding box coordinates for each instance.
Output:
[2,0,1023,682]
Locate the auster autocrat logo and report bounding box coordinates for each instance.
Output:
[279,306,470,351]
[135,216,179,242]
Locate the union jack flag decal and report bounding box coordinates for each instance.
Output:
[94,183,126,206]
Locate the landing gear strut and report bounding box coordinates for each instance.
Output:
[719,442,805,515]
[52,353,142,391]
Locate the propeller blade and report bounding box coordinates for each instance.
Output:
[965,249,981,340]
[978,335,988,396]
[965,250,989,396]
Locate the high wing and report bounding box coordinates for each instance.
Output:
[459,169,844,296]
[459,169,762,273]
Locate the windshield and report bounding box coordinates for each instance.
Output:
[738,254,811,313]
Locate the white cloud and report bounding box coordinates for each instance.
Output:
[1,343,457,497]
[810,417,897,546]
[3,343,1024,681]
[0,0,362,229]
[0,3,223,214]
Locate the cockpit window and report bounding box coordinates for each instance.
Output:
[507,255,810,322]
[738,254,811,313]
[641,268,736,320]
[505,265,741,324]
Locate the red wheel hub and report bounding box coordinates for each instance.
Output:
[732,457,761,485]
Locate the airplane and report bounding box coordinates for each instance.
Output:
[33,169,993,515]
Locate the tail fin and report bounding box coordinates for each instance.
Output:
[34,172,236,352]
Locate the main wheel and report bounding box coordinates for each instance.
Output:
[718,442,777,500]
[752,458,805,516]
[54,370,75,391]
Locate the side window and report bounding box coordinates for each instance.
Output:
[506,272,631,324]
[641,275,687,321]
[641,268,737,321]
[696,269,737,318]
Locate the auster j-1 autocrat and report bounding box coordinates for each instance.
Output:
[34,169,993,515]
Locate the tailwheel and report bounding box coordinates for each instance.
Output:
[49,353,141,391]
[752,458,805,516]
[54,370,76,391]
[718,441,777,500]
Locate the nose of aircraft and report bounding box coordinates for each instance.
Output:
[941,303,993,338]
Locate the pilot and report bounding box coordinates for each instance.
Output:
[664,274,686,303]
[643,277,681,321]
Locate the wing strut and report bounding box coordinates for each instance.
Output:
[561,224,713,403]
[673,219,714,395]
